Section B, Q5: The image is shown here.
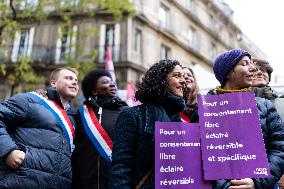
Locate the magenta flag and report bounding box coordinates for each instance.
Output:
[197,92,270,180]
[155,122,212,189]
[105,47,116,82]
[126,81,141,107]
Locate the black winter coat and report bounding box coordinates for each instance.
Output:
[208,90,284,189]
[0,89,76,189]
[253,86,284,122]
[108,94,185,189]
[72,97,127,189]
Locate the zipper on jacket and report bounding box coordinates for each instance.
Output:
[98,107,102,123]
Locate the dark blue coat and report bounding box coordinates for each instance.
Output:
[0,90,76,189]
[108,95,185,189]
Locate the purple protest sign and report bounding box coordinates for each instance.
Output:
[197,92,270,180]
[155,122,212,189]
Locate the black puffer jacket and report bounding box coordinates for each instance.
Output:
[208,90,284,189]
[108,94,185,189]
[0,89,76,189]
[72,97,127,189]
[253,86,284,122]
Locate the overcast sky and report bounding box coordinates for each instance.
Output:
[224,0,284,75]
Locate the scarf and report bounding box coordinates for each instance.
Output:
[252,86,279,100]
[143,92,186,135]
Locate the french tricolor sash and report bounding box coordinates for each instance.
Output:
[180,112,190,123]
[79,105,112,163]
[28,92,75,152]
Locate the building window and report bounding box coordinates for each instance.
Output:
[60,27,69,60]
[134,29,142,53]
[160,44,171,59]
[99,24,120,62]
[186,0,192,10]
[105,25,115,48]
[185,0,196,15]
[132,0,141,5]
[55,25,78,63]
[210,42,217,61]
[208,14,216,31]
[188,26,197,49]
[60,0,79,7]
[16,0,38,10]
[159,4,170,29]
[11,27,35,62]
[18,30,30,57]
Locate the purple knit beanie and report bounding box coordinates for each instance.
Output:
[213,49,251,85]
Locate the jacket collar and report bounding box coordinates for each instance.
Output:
[47,87,65,109]
[143,103,171,137]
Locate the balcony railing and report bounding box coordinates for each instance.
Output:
[96,44,124,63]
[0,44,54,64]
[0,44,125,64]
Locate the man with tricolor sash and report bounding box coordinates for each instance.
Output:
[0,67,79,189]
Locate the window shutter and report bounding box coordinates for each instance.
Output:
[55,27,62,63]
[27,27,35,57]
[70,25,78,57]
[11,31,21,62]
[99,24,106,62]
[114,23,120,61]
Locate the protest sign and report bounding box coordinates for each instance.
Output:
[197,92,270,180]
[155,122,211,188]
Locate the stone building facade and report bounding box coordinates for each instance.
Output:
[0,0,266,99]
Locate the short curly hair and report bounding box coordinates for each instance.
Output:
[81,69,112,99]
[135,59,181,103]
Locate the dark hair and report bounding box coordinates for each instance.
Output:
[81,69,112,99]
[252,58,273,81]
[135,59,181,103]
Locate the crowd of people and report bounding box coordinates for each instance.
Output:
[0,49,284,189]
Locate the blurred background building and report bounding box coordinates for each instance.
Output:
[0,0,272,100]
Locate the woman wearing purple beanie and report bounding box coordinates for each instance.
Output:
[209,49,284,189]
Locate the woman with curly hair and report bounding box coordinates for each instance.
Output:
[107,59,186,189]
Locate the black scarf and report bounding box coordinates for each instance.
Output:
[143,92,186,135]
[152,92,186,120]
